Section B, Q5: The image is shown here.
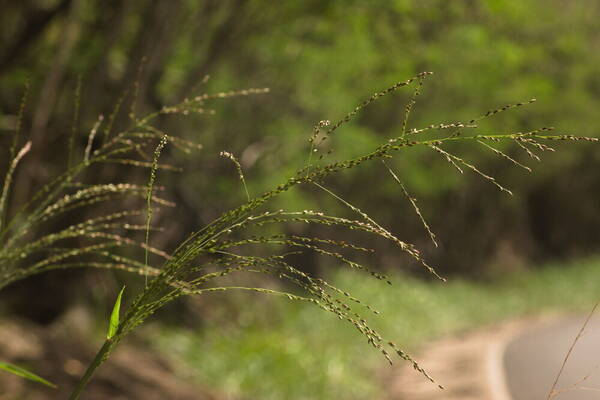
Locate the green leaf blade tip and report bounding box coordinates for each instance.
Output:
[0,361,57,388]
[107,286,126,340]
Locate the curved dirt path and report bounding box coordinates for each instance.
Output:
[382,314,560,400]
[504,315,600,400]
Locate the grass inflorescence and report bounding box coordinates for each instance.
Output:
[0,81,267,291]
[1,72,596,397]
[62,72,597,398]
[154,257,600,400]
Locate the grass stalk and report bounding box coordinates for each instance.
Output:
[68,340,112,400]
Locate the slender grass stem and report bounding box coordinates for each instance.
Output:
[69,340,112,400]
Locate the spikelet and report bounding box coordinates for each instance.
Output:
[220,151,250,201]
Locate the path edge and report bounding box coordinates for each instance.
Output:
[487,332,513,400]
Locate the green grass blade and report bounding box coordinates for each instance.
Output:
[0,361,57,388]
[107,286,126,339]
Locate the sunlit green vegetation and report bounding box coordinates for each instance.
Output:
[154,257,600,400]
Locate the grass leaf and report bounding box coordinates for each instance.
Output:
[0,361,57,388]
[107,286,126,340]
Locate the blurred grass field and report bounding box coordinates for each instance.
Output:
[152,257,600,400]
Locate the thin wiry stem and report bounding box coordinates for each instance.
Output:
[220,151,250,201]
[547,301,599,400]
[383,160,438,247]
[477,140,532,172]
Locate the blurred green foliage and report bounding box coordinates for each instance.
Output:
[1,1,599,397]
[1,0,599,276]
[153,257,600,400]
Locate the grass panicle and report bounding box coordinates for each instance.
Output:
[68,72,598,398]
[0,84,266,292]
[145,135,168,285]
[2,74,595,398]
